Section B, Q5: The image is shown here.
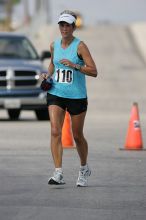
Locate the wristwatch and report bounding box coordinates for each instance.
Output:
[74,64,81,71]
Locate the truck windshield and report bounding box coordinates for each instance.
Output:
[0,36,39,60]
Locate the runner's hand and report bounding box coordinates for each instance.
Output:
[60,59,75,68]
[40,72,49,79]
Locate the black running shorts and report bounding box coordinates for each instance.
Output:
[47,93,88,115]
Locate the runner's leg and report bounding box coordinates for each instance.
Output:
[71,111,88,166]
[48,105,65,168]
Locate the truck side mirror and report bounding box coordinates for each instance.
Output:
[40,51,51,61]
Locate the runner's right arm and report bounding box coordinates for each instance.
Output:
[48,42,54,77]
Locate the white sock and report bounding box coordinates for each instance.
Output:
[55,168,63,173]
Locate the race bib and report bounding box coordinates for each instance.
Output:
[55,68,73,84]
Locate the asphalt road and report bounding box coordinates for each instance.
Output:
[0,25,146,220]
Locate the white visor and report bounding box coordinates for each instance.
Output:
[58,14,76,24]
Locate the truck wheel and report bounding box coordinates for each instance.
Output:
[8,109,20,120]
[35,109,49,120]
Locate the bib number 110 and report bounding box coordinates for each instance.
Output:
[55,69,73,83]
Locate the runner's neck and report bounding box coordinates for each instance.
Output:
[61,37,75,49]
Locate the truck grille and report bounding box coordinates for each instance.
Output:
[0,69,39,89]
[0,71,6,77]
[15,80,37,86]
[15,71,36,77]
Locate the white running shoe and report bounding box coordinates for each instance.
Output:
[48,170,65,185]
[76,165,91,187]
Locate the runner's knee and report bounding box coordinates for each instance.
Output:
[73,132,84,144]
[51,127,61,138]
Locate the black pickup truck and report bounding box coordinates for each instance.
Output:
[0,32,51,120]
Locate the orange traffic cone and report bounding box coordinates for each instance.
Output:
[62,111,74,148]
[124,102,143,150]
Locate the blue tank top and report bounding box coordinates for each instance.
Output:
[48,37,87,99]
